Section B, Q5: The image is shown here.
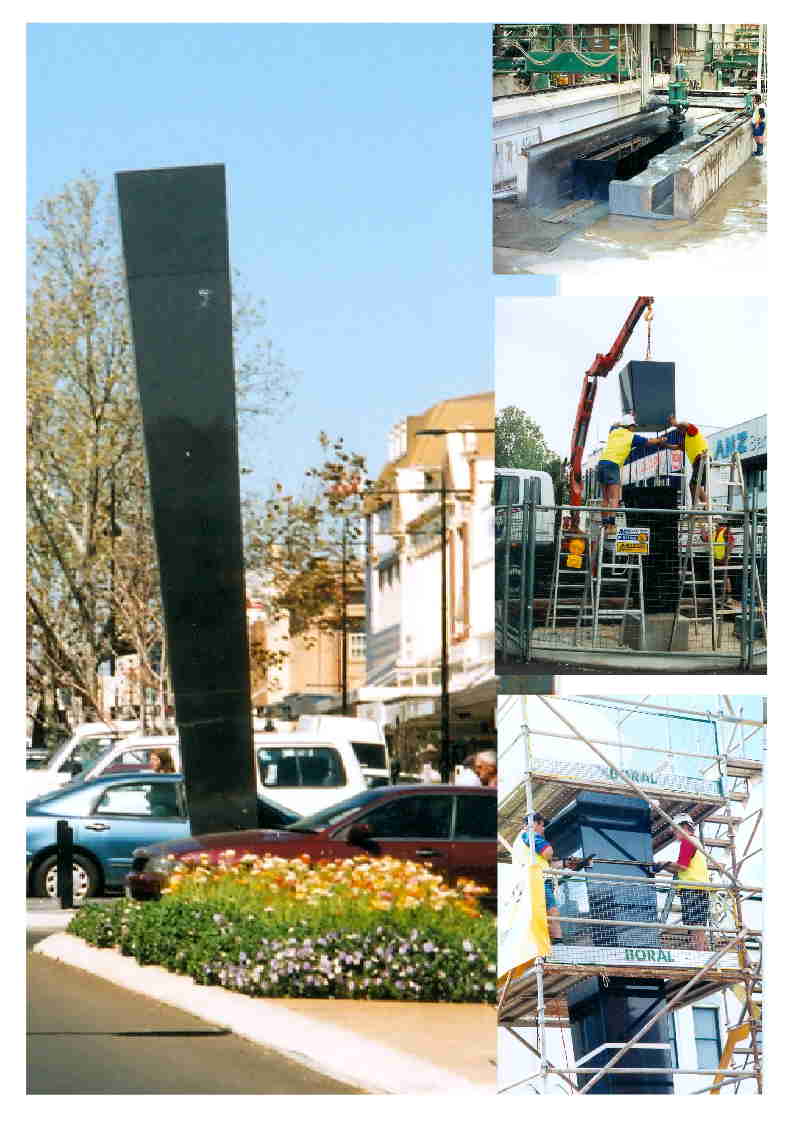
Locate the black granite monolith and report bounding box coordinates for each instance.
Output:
[116,164,257,836]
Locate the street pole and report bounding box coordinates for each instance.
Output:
[109,473,117,679]
[341,517,349,715]
[440,474,451,781]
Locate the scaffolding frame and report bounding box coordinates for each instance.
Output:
[497,694,764,1096]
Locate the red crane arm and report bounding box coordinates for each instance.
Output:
[569,296,654,509]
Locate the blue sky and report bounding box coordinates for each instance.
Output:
[27,22,554,501]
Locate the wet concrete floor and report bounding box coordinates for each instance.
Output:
[494,139,766,290]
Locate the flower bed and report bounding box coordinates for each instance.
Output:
[69,854,496,1004]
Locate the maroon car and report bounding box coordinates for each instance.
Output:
[126,784,496,904]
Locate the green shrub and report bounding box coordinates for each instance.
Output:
[69,894,496,1003]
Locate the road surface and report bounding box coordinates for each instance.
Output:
[27,926,360,1095]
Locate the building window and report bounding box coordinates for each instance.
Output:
[378,558,400,592]
[377,503,392,533]
[666,1013,678,1069]
[693,1007,722,1071]
[348,633,367,660]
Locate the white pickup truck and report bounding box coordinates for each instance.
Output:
[27,729,369,818]
[25,720,142,801]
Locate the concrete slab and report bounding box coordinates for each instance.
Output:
[34,933,495,1095]
[494,199,607,253]
[623,613,690,652]
[674,119,754,219]
[609,117,754,222]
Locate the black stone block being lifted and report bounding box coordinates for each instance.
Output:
[619,361,676,432]
[116,164,257,837]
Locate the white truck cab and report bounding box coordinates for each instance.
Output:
[295,714,390,787]
[494,467,555,546]
[25,720,142,801]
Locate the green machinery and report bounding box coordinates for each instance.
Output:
[705,26,762,85]
[493,24,633,80]
[667,63,689,127]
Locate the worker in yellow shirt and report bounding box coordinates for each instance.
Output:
[668,416,711,507]
[597,414,669,536]
[654,814,710,951]
[516,813,591,942]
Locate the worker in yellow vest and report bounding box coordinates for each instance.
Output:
[702,518,738,608]
[597,413,670,536]
[654,814,710,950]
[668,416,711,507]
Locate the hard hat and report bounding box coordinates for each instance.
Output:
[673,813,695,827]
[620,412,636,428]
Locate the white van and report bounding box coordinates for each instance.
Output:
[58,730,367,818]
[495,467,555,547]
[295,715,390,788]
[25,720,142,801]
[253,732,367,815]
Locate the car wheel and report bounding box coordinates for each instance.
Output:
[34,853,101,902]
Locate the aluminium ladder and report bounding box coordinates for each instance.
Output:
[577,523,646,647]
[670,452,765,651]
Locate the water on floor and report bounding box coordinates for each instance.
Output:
[494,112,767,290]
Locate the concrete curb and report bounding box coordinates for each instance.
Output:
[27,911,76,930]
[34,933,491,1095]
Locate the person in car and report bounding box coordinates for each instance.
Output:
[149,748,175,773]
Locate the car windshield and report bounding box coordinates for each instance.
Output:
[494,475,518,505]
[351,741,387,770]
[284,788,392,832]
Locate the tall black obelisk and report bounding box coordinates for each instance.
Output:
[116,164,257,836]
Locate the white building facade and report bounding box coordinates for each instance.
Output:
[359,392,495,769]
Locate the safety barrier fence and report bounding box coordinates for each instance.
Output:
[541,868,754,955]
[496,499,767,668]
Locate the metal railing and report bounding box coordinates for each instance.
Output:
[496,498,767,668]
[544,868,745,955]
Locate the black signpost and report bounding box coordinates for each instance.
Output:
[56,819,74,910]
[116,164,257,836]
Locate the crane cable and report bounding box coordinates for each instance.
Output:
[644,303,654,360]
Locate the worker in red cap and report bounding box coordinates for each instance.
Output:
[668,416,711,508]
[653,814,710,951]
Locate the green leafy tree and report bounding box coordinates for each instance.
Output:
[27,174,295,737]
[496,406,568,503]
[496,405,556,469]
[243,434,367,690]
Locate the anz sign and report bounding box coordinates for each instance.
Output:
[709,415,766,462]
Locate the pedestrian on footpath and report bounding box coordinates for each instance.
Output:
[472,750,497,787]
